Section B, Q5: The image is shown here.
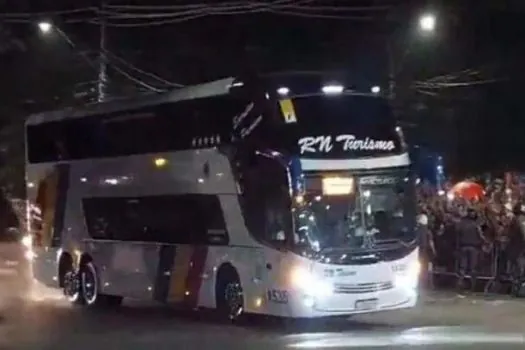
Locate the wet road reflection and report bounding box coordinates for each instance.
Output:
[285,327,525,348]
[2,275,525,349]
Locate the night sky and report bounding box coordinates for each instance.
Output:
[1,0,525,178]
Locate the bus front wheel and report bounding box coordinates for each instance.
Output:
[216,268,244,322]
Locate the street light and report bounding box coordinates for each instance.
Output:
[387,13,437,100]
[371,86,381,94]
[35,20,106,102]
[419,13,436,33]
[38,21,53,34]
[36,21,76,48]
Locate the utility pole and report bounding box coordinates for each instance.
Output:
[97,0,108,102]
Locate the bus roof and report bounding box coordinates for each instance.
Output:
[25,77,236,126]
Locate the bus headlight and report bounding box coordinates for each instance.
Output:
[394,260,421,290]
[290,267,333,297]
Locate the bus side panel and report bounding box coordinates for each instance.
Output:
[204,190,297,316]
[200,193,270,312]
[86,241,213,306]
[241,246,294,317]
[84,240,160,300]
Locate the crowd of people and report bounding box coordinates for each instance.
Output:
[418,175,525,296]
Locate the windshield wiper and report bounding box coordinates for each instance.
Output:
[372,237,417,249]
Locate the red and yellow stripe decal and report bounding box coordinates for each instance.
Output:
[165,245,209,307]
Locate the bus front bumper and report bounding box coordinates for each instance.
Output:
[285,285,419,318]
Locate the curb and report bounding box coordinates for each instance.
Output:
[421,292,525,308]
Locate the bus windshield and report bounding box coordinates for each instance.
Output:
[293,171,415,252]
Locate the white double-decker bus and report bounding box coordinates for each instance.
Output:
[24,73,419,319]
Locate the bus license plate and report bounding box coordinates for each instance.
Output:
[355,298,378,311]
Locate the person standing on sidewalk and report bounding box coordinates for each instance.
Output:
[456,208,486,292]
[507,203,525,296]
[418,213,436,290]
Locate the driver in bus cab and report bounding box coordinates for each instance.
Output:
[266,206,286,242]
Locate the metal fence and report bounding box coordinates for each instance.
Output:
[430,234,518,294]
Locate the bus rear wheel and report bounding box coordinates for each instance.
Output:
[216,269,244,321]
[80,261,123,308]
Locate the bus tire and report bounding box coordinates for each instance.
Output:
[63,265,84,305]
[215,267,244,322]
[79,261,123,308]
[80,261,100,307]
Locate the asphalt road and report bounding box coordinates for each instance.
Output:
[2,264,525,349]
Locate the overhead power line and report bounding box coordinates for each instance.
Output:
[105,2,390,13]
[0,7,96,18]
[108,63,165,93]
[414,78,506,89]
[413,63,508,92]
[96,1,390,26]
[2,1,391,25]
[104,49,184,88]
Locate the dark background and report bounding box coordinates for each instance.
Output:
[1,0,525,195]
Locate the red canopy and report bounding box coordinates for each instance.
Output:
[450,181,484,200]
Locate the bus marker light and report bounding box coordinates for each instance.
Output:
[254,297,263,308]
[154,157,168,168]
[321,84,344,95]
[277,87,289,96]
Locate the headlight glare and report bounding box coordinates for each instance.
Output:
[290,266,333,296]
[290,266,315,290]
[21,235,32,248]
[394,260,421,290]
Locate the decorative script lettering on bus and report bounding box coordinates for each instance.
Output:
[298,135,396,154]
[232,103,261,139]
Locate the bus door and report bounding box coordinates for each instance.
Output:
[236,150,294,314]
[255,172,294,314]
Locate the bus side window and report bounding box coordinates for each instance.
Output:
[83,199,114,240]
[195,195,229,245]
[82,195,228,245]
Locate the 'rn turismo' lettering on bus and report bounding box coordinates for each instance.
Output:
[298,135,396,154]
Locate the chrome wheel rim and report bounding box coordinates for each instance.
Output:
[81,264,98,305]
[224,282,243,319]
[63,271,80,302]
